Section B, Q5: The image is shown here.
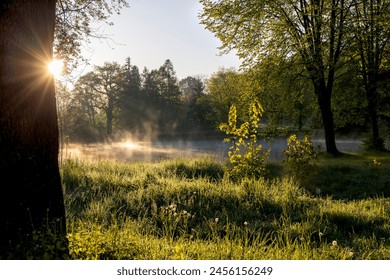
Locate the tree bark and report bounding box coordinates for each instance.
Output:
[106,94,114,136]
[0,0,67,259]
[317,86,339,156]
[366,82,383,150]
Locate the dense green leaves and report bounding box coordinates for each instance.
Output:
[283,134,319,189]
[220,101,270,180]
[201,0,346,152]
[349,0,390,150]
[199,68,249,128]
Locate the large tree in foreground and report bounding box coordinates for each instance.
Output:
[0,0,128,259]
[0,0,66,259]
[200,0,350,155]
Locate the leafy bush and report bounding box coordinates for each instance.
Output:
[362,135,385,151]
[6,225,69,260]
[219,101,270,180]
[283,134,318,190]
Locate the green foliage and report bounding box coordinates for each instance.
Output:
[362,135,386,152]
[200,68,250,128]
[331,65,367,132]
[220,101,270,180]
[200,0,349,155]
[247,58,317,131]
[68,222,140,260]
[27,228,69,260]
[6,225,69,260]
[283,134,319,190]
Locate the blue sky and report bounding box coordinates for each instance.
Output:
[79,0,241,79]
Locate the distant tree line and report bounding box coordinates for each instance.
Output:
[57,55,389,145]
[57,58,211,142]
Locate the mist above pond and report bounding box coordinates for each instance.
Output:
[61,136,363,163]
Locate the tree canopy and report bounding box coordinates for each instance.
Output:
[55,0,129,73]
[200,0,358,154]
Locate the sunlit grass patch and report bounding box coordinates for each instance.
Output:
[62,154,390,260]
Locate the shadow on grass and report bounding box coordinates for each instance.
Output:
[323,211,390,244]
[314,152,390,200]
[266,152,390,201]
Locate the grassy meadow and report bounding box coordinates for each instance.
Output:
[61,152,390,260]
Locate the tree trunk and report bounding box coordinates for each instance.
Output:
[366,82,383,150]
[106,97,114,136]
[0,0,67,259]
[316,85,339,156]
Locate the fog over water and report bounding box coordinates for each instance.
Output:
[61,137,364,163]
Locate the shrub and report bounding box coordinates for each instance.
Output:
[283,134,318,190]
[362,135,385,151]
[219,101,270,180]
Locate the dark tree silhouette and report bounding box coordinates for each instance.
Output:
[0,0,67,259]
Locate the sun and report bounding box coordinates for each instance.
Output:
[119,140,139,149]
[48,59,64,78]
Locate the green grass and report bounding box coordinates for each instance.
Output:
[315,152,390,199]
[61,153,390,260]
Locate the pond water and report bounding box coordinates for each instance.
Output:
[62,137,364,163]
